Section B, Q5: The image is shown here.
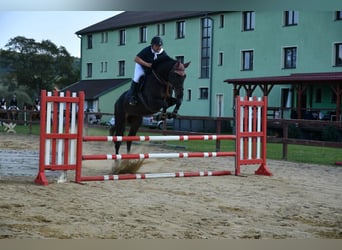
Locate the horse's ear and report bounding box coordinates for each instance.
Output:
[183,61,191,68]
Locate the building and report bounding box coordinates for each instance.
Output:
[70,11,342,122]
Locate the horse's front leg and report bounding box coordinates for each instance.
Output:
[167,97,181,118]
[127,116,142,153]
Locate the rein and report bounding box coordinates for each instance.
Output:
[152,70,171,100]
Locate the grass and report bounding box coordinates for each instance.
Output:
[2,124,341,166]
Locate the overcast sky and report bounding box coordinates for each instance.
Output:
[0,11,123,57]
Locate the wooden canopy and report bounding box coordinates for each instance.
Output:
[224,72,342,120]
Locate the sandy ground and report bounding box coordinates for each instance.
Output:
[0,133,341,239]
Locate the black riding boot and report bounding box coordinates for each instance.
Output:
[129,81,139,105]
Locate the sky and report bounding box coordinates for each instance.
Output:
[0,11,123,58]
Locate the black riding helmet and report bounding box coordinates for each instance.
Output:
[151,36,163,46]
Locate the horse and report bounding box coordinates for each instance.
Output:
[0,104,7,125]
[109,56,190,155]
[23,102,40,121]
[7,105,19,120]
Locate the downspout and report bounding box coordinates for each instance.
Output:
[208,16,214,117]
[77,33,82,78]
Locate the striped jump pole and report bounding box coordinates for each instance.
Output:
[82,151,236,160]
[83,134,236,142]
[80,170,232,182]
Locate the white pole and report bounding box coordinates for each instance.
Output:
[57,92,66,183]
[69,92,77,165]
[45,92,52,165]
[248,97,253,159]
[257,97,262,159]
[240,96,244,160]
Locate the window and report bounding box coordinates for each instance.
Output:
[86,63,92,77]
[186,89,191,101]
[199,87,209,100]
[176,21,185,39]
[335,43,342,66]
[336,11,342,20]
[101,32,108,43]
[87,35,92,49]
[157,23,165,36]
[100,61,107,73]
[242,50,253,70]
[139,26,147,43]
[242,11,255,31]
[219,14,225,28]
[201,17,212,78]
[315,88,322,103]
[281,88,290,108]
[283,47,297,69]
[284,11,299,26]
[218,52,224,66]
[118,60,125,76]
[119,29,126,45]
[175,56,184,63]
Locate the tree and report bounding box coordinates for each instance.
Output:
[0,36,80,97]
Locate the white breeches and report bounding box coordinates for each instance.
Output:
[133,63,145,82]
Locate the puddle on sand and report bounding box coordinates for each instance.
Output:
[0,149,59,178]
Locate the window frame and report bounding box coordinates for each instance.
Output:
[200,17,212,78]
[242,50,254,71]
[283,47,297,69]
[218,51,224,66]
[86,63,92,78]
[100,61,108,73]
[284,11,299,26]
[118,60,125,76]
[242,11,255,31]
[101,32,108,43]
[157,23,165,36]
[175,56,184,63]
[219,14,225,28]
[139,26,147,43]
[176,20,185,39]
[186,89,191,101]
[199,87,209,100]
[119,29,126,45]
[334,43,342,66]
[87,34,93,49]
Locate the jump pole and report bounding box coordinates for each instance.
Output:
[80,170,232,182]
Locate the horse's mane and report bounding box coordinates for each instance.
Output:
[151,56,177,76]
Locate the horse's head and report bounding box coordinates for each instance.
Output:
[167,60,190,117]
[168,61,190,100]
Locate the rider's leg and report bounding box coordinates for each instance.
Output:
[129,81,139,105]
[129,63,145,106]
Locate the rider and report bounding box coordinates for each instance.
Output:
[34,97,40,111]
[129,36,168,106]
[9,94,18,109]
[0,96,6,109]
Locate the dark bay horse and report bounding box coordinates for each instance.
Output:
[109,56,190,154]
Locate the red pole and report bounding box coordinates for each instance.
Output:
[35,90,49,185]
[75,91,85,183]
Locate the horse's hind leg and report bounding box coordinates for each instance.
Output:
[109,125,121,155]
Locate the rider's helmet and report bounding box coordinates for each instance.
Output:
[151,36,163,46]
